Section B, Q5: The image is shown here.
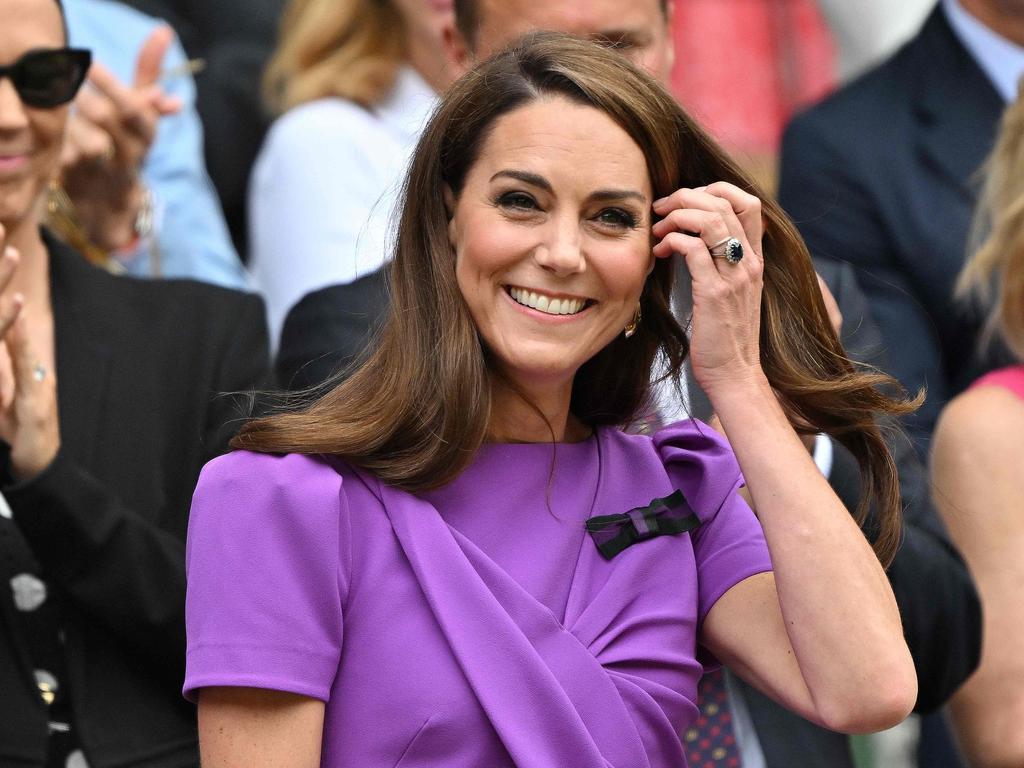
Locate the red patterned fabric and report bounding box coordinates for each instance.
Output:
[670,0,837,157]
[688,668,742,767]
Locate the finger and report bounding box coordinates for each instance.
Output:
[0,246,20,297]
[85,64,157,143]
[703,181,764,249]
[0,341,14,411]
[7,312,45,394]
[651,208,733,251]
[62,111,115,166]
[154,92,183,115]
[654,188,744,238]
[652,231,721,283]
[0,291,25,347]
[134,25,174,89]
[75,85,124,143]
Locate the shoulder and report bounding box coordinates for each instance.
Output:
[784,37,919,150]
[193,451,349,536]
[606,421,743,522]
[254,99,397,193]
[106,272,263,337]
[54,241,264,358]
[933,383,1024,467]
[198,450,343,502]
[263,98,393,154]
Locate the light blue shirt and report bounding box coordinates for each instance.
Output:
[944,0,1024,103]
[64,0,249,290]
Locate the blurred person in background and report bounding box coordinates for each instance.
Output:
[0,0,268,764]
[108,0,287,255]
[58,0,248,288]
[668,0,835,191]
[932,86,1024,768]
[815,0,933,80]
[780,3,1024,763]
[249,0,455,343]
[779,0,1024,450]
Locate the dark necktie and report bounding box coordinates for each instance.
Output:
[685,668,742,767]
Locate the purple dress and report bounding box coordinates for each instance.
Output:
[184,421,772,767]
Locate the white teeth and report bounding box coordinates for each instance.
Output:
[509,287,585,316]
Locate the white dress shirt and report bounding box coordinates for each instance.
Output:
[249,66,438,345]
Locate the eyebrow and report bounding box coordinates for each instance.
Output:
[490,169,648,204]
[590,29,653,45]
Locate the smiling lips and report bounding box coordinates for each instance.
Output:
[507,286,590,316]
[0,154,29,173]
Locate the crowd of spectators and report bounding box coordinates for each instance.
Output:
[0,0,1020,766]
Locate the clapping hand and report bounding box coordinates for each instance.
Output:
[0,227,60,481]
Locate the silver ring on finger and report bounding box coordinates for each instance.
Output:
[32,363,46,382]
[709,237,744,265]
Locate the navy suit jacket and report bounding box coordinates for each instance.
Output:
[779,5,1012,446]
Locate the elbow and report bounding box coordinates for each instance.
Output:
[818,663,918,734]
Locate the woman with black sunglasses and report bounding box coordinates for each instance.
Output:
[0,1,269,766]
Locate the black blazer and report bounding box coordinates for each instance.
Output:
[277,268,388,390]
[0,234,269,767]
[778,5,1012,445]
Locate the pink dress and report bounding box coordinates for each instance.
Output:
[970,364,1024,399]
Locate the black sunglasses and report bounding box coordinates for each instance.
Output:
[0,48,91,109]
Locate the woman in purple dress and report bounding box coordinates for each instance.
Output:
[185,33,918,766]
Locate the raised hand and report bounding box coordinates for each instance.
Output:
[59,25,182,252]
[651,182,766,399]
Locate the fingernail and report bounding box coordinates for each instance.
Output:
[694,186,707,192]
[653,196,667,207]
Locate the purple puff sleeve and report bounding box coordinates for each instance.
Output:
[654,420,773,625]
[183,451,350,702]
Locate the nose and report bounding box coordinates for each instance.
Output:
[0,79,30,131]
[533,216,585,277]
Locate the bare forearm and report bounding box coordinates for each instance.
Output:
[710,374,914,726]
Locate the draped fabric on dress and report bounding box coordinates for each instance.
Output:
[184,421,772,767]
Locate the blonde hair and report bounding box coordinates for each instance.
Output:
[263,0,405,115]
[958,85,1024,361]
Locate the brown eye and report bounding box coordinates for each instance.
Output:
[596,208,639,228]
[496,192,538,211]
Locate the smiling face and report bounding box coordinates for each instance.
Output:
[0,0,67,230]
[448,96,653,396]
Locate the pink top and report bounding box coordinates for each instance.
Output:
[969,364,1024,400]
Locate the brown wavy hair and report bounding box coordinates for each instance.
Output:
[237,32,916,566]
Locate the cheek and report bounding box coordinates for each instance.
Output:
[611,244,654,291]
[454,215,534,282]
[31,110,67,173]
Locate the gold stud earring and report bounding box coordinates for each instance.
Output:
[624,303,642,338]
